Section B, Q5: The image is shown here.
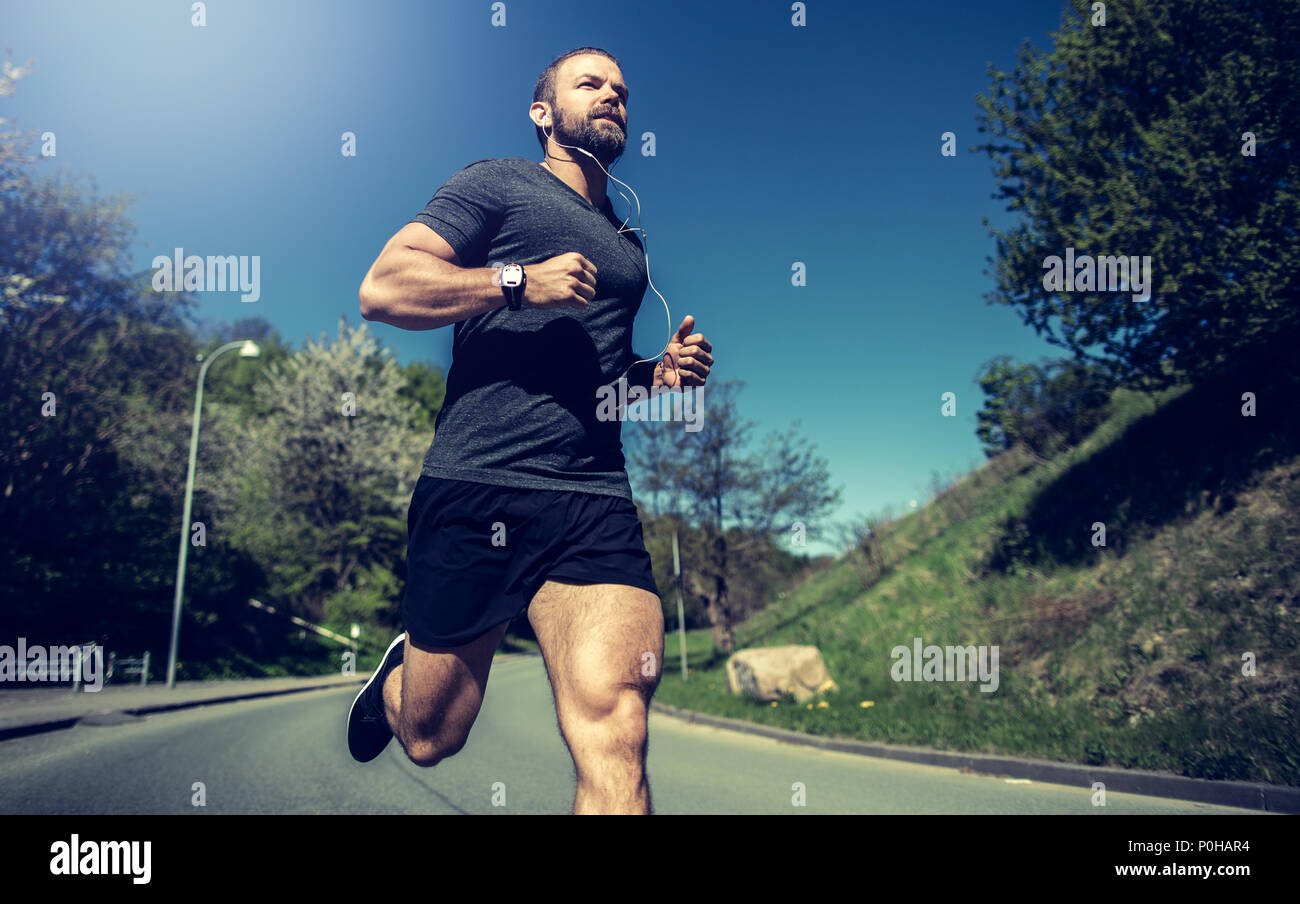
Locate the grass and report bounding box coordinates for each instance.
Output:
[653,378,1300,786]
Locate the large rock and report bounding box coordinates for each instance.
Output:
[725,645,836,703]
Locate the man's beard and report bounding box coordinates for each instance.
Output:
[553,106,625,167]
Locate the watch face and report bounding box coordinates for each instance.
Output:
[502,265,523,288]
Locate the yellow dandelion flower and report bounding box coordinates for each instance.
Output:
[860,700,875,708]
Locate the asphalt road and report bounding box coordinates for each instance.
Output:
[0,656,1260,815]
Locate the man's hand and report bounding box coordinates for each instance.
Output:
[517,252,597,312]
[653,315,713,388]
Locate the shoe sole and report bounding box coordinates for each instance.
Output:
[346,632,406,762]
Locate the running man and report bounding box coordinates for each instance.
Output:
[349,47,713,815]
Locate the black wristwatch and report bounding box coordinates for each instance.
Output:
[501,263,526,310]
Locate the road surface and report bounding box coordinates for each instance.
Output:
[0,657,1258,815]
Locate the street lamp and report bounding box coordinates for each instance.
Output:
[166,339,261,688]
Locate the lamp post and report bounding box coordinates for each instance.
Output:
[673,529,687,681]
[166,340,261,688]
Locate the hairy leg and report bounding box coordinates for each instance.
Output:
[382,620,511,767]
[528,579,664,814]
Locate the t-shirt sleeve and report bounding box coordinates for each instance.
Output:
[409,159,503,265]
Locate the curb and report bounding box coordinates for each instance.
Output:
[649,700,1300,814]
[0,678,364,744]
[0,717,83,743]
[120,680,365,719]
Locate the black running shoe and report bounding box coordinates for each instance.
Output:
[347,633,405,762]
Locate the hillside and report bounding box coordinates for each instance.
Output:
[654,364,1300,786]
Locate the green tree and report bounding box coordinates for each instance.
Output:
[0,59,209,649]
[0,52,37,190]
[196,316,295,419]
[625,380,840,654]
[396,358,447,434]
[203,317,424,631]
[974,0,1300,390]
[975,355,1111,459]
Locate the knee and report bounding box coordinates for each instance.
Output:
[400,726,469,768]
[577,686,652,748]
[589,661,660,714]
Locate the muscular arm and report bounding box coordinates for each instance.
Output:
[359,222,506,331]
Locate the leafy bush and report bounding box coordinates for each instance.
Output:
[976,355,1112,459]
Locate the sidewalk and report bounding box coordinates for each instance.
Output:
[0,674,363,740]
[0,651,539,741]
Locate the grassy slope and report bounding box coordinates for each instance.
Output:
[655,381,1300,786]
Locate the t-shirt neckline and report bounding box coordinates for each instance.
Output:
[535,160,613,215]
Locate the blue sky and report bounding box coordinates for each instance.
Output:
[4,0,1072,552]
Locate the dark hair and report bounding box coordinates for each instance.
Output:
[532,47,622,154]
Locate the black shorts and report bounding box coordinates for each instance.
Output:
[400,475,660,648]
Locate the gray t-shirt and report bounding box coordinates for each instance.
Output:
[410,156,651,500]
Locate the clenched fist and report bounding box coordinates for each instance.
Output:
[511,252,597,312]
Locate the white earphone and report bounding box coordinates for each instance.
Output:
[541,111,677,390]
